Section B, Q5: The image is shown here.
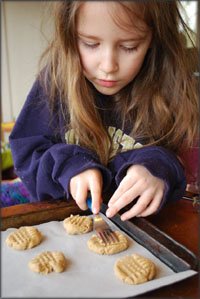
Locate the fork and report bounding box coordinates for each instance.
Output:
[86,197,119,244]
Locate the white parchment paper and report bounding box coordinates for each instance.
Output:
[1,214,197,298]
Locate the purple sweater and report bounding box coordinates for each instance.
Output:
[9,79,186,208]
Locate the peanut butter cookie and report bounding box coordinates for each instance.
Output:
[63,214,93,234]
[6,226,43,250]
[29,251,67,274]
[114,253,156,284]
[87,231,129,255]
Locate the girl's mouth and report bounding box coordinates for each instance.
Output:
[97,79,117,87]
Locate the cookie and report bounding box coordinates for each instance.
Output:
[63,214,93,234]
[5,226,43,250]
[28,251,67,274]
[114,253,156,284]
[87,231,129,255]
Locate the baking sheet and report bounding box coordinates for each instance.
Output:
[1,214,197,298]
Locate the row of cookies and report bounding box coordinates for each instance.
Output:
[5,226,67,274]
[64,214,157,284]
[63,214,129,255]
[5,214,156,284]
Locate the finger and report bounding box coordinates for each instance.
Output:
[120,191,154,221]
[137,191,163,217]
[90,185,102,214]
[108,175,137,207]
[69,179,77,200]
[89,173,103,214]
[70,189,76,201]
[75,185,89,210]
[106,183,141,218]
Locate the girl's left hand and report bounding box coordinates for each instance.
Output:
[106,164,165,221]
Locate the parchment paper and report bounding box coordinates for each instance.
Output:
[1,214,197,298]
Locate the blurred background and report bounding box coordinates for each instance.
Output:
[2,1,53,139]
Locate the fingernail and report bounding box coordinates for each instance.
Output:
[93,207,98,214]
[106,209,112,218]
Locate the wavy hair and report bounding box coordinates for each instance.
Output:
[39,1,199,165]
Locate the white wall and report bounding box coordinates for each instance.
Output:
[2,1,53,122]
[180,1,198,47]
[181,1,198,32]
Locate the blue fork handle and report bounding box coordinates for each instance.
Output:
[86,197,92,212]
[87,197,102,214]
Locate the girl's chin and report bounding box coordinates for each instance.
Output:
[92,83,121,96]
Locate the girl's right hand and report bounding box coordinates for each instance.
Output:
[69,168,103,214]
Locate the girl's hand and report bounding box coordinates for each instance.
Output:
[69,168,103,214]
[106,165,164,221]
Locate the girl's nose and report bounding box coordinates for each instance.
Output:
[99,49,118,74]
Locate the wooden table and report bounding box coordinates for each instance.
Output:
[1,198,199,298]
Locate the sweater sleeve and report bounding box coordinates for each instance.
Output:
[108,146,186,209]
[9,80,112,202]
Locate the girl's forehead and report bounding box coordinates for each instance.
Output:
[76,1,150,36]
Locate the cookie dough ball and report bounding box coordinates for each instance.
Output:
[63,214,93,234]
[5,226,43,250]
[114,253,156,284]
[29,251,67,274]
[87,231,129,255]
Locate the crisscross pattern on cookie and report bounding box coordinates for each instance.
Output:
[6,226,42,250]
[63,214,93,234]
[87,231,129,255]
[29,251,66,274]
[114,254,156,284]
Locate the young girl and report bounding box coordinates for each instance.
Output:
[9,1,198,221]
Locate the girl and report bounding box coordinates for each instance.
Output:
[9,1,198,221]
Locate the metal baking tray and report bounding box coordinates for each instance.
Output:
[100,203,199,272]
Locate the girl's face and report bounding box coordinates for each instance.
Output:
[77,1,152,95]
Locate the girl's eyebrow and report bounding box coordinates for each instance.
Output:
[118,37,145,42]
[77,33,100,40]
[77,32,145,42]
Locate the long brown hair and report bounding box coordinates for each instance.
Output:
[39,1,199,165]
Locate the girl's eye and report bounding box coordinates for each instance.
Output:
[121,46,138,53]
[82,41,99,49]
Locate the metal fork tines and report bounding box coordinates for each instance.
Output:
[94,215,119,244]
[97,228,118,244]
